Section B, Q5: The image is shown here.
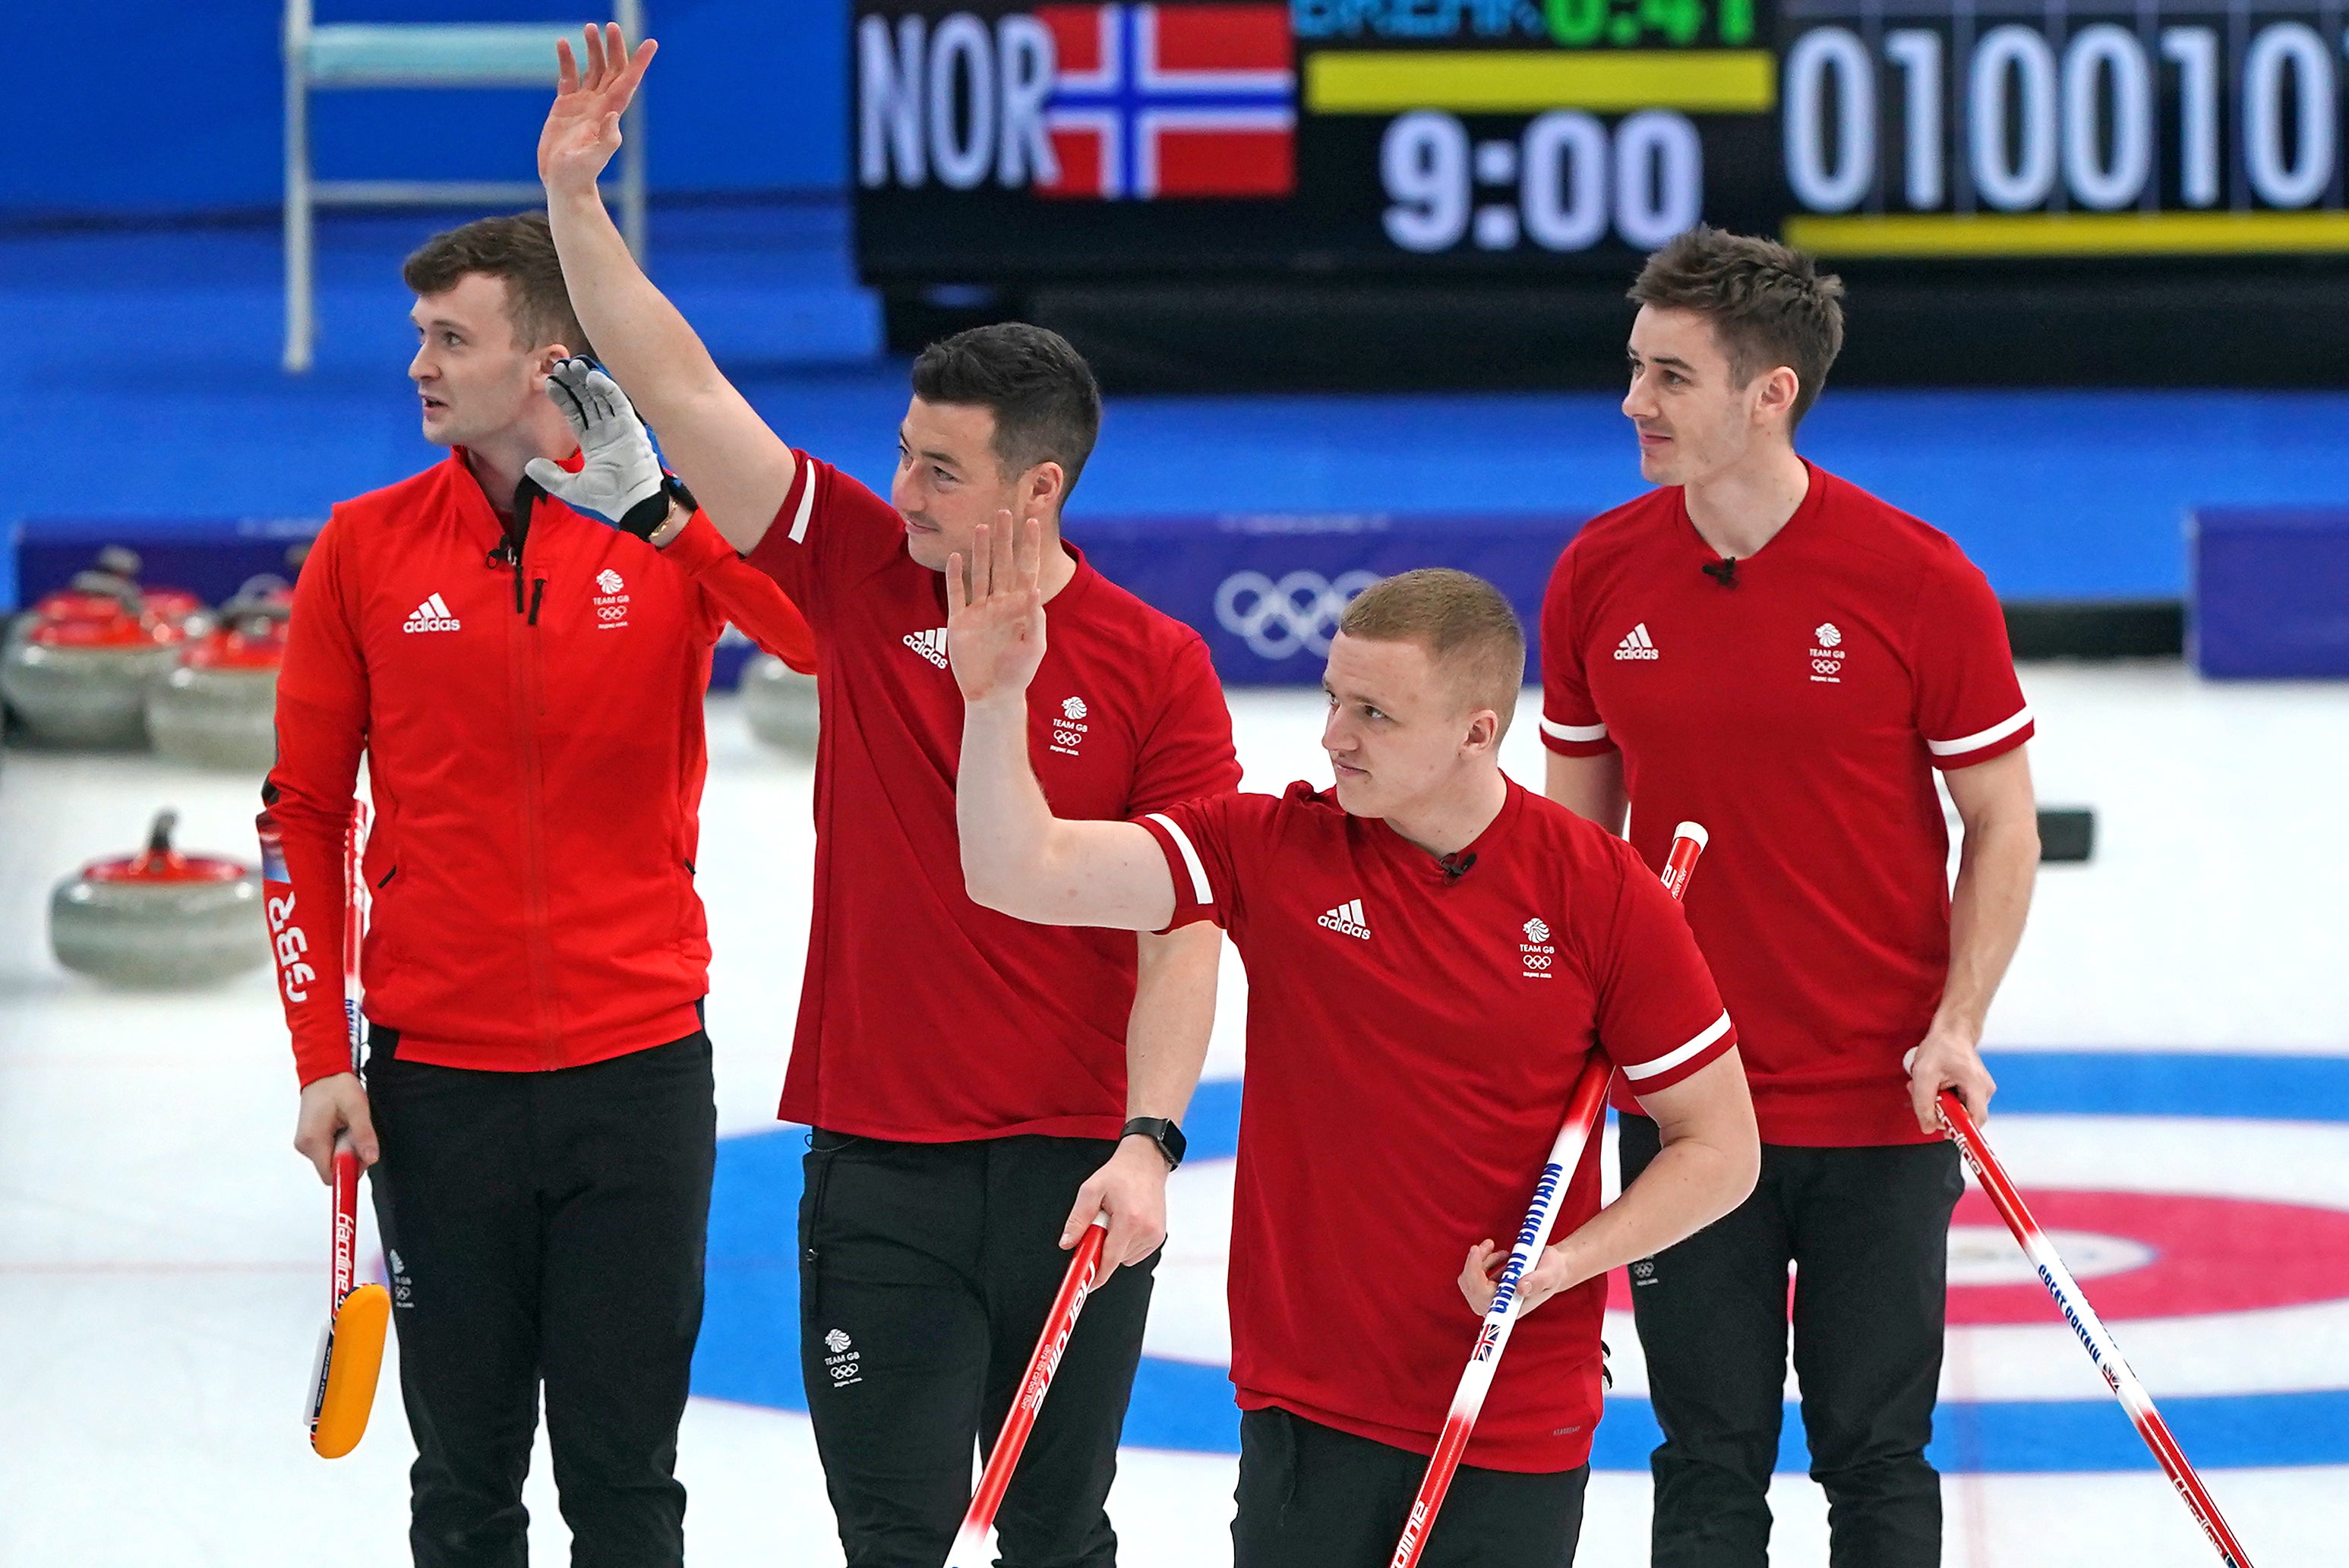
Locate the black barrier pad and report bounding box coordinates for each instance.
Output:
[2038,808,2096,864]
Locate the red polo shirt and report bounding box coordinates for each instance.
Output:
[1136,778,1734,1472]
[744,453,1242,1143]
[1540,462,2032,1146]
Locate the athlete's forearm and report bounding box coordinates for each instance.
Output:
[959,690,1057,913]
[1544,749,1628,836]
[1124,924,1219,1122]
[1548,1052,1758,1292]
[1934,749,2038,1039]
[541,188,793,552]
[1934,796,2037,1039]
[544,188,717,426]
[956,694,1177,930]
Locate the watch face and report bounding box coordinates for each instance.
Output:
[1128,1118,1185,1168]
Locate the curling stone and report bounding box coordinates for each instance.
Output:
[742,654,820,754]
[29,547,204,627]
[50,811,267,987]
[147,576,292,771]
[1,582,190,748]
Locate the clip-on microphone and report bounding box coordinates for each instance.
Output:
[1701,556,1739,588]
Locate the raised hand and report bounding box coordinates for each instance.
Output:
[538,23,657,200]
[946,511,1048,705]
[526,358,668,534]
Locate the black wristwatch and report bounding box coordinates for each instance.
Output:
[1122,1116,1186,1172]
[620,474,697,541]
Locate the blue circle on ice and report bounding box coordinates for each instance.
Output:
[690,1055,2349,1472]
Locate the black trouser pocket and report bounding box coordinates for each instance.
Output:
[796,1131,853,1332]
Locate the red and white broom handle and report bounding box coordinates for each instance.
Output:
[942,1213,1112,1568]
[1936,1090,2254,1568]
[1390,822,1709,1568]
[331,800,371,1317]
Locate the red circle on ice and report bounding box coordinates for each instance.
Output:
[1605,1190,2349,1323]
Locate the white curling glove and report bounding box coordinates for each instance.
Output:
[526,358,680,539]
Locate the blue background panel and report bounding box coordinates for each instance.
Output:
[2192,509,2349,680]
[0,0,850,216]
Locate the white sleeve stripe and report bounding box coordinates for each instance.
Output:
[1620,1011,1733,1082]
[1927,704,2034,757]
[1540,716,1609,743]
[785,460,817,545]
[1144,813,1214,907]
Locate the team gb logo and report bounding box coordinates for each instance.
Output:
[1063,696,1088,720]
[1814,623,1842,648]
[1523,917,1550,942]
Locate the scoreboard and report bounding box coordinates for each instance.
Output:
[852,0,2349,280]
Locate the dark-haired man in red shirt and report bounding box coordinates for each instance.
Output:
[538,31,1240,1566]
[951,545,1760,1566]
[1542,228,2040,1567]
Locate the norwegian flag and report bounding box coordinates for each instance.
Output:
[1034,3,1294,200]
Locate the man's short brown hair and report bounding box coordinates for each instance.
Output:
[403,212,594,361]
[1338,569,1526,735]
[911,323,1103,497]
[1629,226,1845,427]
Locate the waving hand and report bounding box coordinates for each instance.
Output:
[947,513,1049,707]
[538,23,656,200]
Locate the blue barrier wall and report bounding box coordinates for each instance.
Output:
[2,0,850,217]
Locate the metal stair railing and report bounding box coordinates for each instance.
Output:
[283,0,646,372]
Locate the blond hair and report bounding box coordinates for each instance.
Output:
[1338,569,1526,735]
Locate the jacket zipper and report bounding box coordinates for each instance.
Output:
[506,494,561,1067]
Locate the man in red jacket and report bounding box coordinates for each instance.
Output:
[265,211,813,1568]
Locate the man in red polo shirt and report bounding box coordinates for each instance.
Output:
[950,548,1760,1566]
[270,211,814,1566]
[1542,228,2041,1566]
[537,31,1241,1565]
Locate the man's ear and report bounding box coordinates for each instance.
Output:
[1754,365,1801,427]
[1024,460,1067,518]
[1462,707,1501,754]
[535,343,573,383]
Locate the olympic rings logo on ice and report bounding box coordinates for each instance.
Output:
[1214,569,1382,659]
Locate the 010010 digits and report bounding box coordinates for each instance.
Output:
[1380,108,1706,251]
[1785,5,2349,215]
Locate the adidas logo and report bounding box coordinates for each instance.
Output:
[403,593,461,633]
[903,627,948,667]
[1613,623,1659,661]
[1317,898,1371,940]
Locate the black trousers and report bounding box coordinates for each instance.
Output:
[1232,1407,1589,1568]
[1618,1114,1963,1568]
[798,1130,1157,1568]
[365,1030,716,1568]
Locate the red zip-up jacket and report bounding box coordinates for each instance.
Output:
[264,449,816,1087]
